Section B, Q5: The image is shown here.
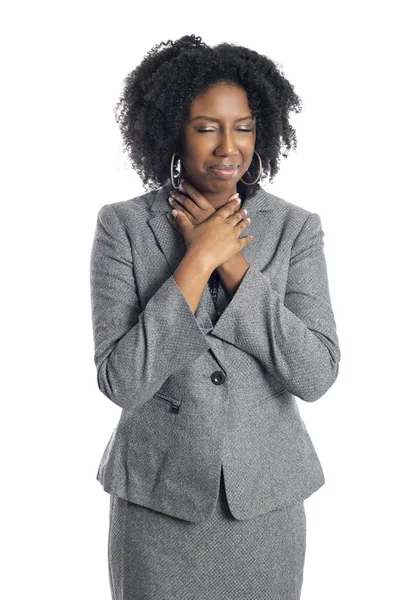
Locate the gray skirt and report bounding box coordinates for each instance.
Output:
[108,468,307,600]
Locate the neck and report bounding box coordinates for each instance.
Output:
[181,175,238,210]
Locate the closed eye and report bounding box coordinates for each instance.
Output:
[198,129,252,133]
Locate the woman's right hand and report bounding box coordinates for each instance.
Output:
[172,197,252,271]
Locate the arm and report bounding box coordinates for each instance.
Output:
[217,252,250,299]
[211,213,341,402]
[90,204,211,411]
[174,251,214,314]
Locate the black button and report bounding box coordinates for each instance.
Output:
[211,370,226,385]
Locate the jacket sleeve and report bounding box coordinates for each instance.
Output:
[90,203,211,411]
[211,212,341,402]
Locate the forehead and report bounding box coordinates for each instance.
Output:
[189,84,251,119]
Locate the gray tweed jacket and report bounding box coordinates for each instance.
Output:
[90,180,340,523]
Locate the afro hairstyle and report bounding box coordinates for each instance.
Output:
[114,34,303,201]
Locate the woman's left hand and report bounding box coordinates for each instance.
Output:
[167,179,239,231]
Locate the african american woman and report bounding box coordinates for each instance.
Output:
[90,34,341,600]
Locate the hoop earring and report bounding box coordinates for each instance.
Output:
[170,152,182,189]
[240,150,262,185]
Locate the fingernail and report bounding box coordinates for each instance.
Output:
[234,197,241,203]
[172,209,178,217]
[178,183,185,192]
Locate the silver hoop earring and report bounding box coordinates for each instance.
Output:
[240,150,262,185]
[170,152,182,189]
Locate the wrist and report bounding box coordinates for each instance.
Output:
[217,252,240,273]
[185,249,215,277]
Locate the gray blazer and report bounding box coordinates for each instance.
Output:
[90,180,340,523]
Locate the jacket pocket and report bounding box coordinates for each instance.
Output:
[153,392,182,413]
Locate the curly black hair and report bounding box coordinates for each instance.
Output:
[114,34,303,201]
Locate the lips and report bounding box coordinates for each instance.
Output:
[208,166,239,180]
[209,164,239,169]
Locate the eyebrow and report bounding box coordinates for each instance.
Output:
[189,115,254,123]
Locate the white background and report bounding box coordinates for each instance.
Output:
[1,1,399,598]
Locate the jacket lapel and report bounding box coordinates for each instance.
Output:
[147,181,273,326]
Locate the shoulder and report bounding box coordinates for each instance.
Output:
[262,189,312,221]
[102,187,157,219]
[250,187,319,242]
[95,186,161,233]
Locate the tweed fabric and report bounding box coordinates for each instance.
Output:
[90,180,340,523]
[108,467,307,600]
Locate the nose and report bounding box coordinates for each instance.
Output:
[215,130,240,156]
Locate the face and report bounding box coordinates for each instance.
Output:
[177,83,256,203]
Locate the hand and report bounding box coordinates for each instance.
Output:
[167,192,252,271]
[166,179,246,269]
[166,178,240,227]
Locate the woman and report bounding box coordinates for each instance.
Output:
[90,34,341,600]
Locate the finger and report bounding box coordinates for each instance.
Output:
[239,234,253,251]
[166,212,179,230]
[168,197,197,224]
[172,208,194,233]
[215,196,242,217]
[169,192,204,219]
[169,195,195,219]
[231,196,242,212]
[178,180,214,212]
[236,216,251,230]
[224,193,241,212]
[230,208,248,224]
[228,192,240,201]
